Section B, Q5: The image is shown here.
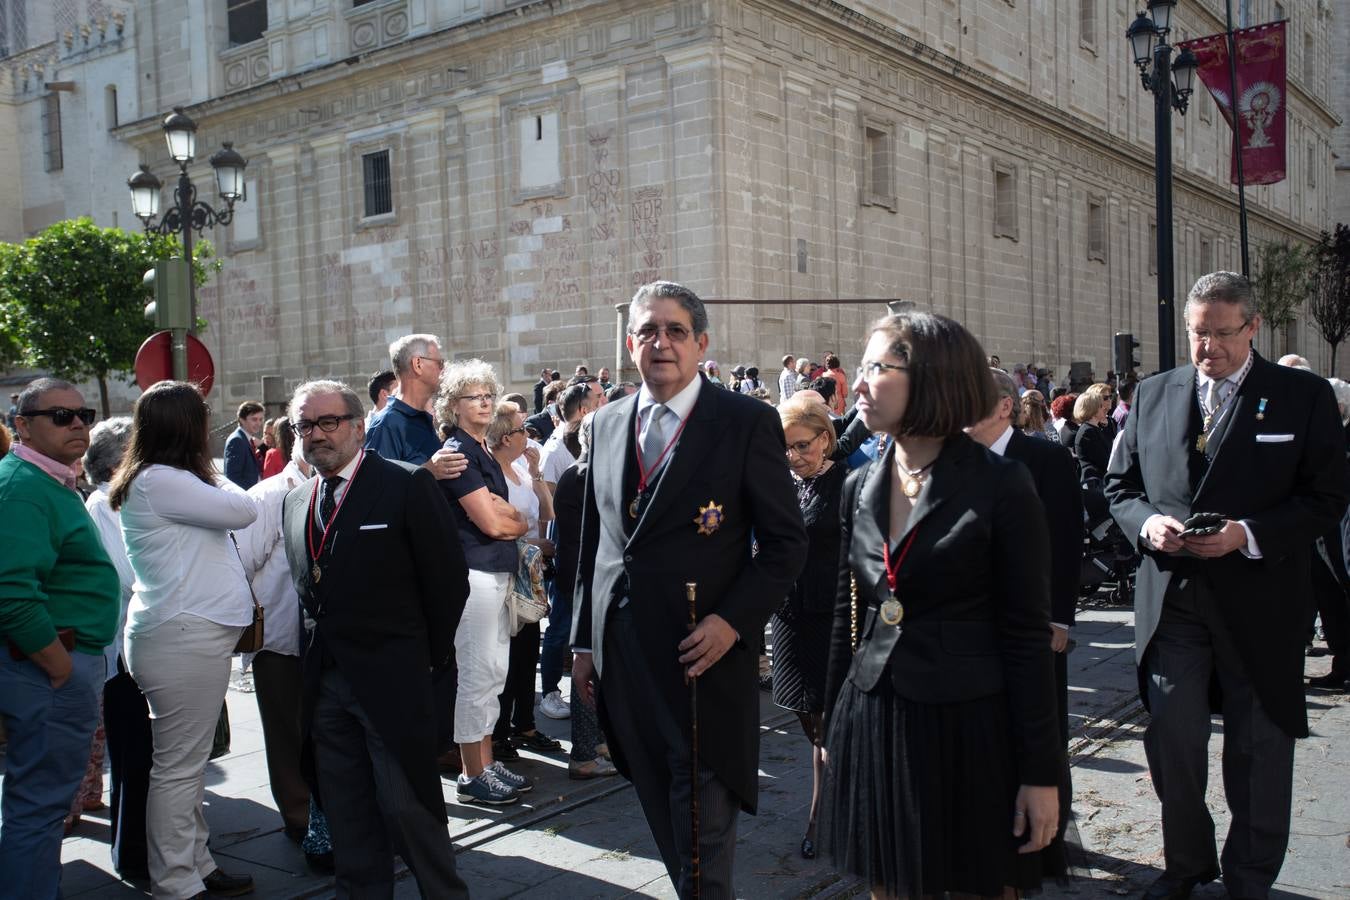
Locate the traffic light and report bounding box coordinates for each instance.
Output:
[142,258,192,331]
[1113,332,1141,376]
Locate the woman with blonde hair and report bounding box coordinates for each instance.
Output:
[485,400,561,761]
[774,396,844,859]
[1020,390,1055,441]
[1073,390,1111,484]
[435,361,531,807]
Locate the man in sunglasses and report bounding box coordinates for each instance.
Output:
[0,378,120,897]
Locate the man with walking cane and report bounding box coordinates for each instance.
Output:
[570,282,806,898]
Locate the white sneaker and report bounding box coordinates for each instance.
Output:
[540,690,570,719]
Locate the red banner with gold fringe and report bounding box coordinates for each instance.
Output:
[1179,21,1287,186]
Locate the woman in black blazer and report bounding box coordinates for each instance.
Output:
[821,313,1067,898]
[1073,389,1113,483]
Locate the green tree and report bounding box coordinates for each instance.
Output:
[1252,239,1312,355]
[0,218,220,416]
[1308,224,1350,376]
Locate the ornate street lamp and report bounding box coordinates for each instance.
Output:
[127,107,248,345]
[1126,0,1192,371]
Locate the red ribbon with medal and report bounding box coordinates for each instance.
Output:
[629,408,691,518]
[879,528,919,626]
[305,451,366,584]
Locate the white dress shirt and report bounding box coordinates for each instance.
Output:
[86,484,135,682]
[1140,351,1262,558]
[236,460,311,657]
[121,465,259,636]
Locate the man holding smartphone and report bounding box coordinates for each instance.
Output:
[1105,272,1350,900]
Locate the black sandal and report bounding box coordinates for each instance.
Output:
[511,730,563,752]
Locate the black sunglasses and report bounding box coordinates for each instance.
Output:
[22,407,96,427]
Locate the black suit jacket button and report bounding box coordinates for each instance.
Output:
[624,554,633,563]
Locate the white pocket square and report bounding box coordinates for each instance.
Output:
[1255,433,1294,443]
[358,523,389,530]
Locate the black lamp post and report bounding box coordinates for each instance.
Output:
[1127,0,1197,371]
[127,107,248,350]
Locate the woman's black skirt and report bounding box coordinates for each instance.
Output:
[821,676,1069,898]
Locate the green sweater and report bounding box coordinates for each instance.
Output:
[0,453,119,655]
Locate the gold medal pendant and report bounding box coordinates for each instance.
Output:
[628,496,641,518]
[902,477,921,498]
[311,563,322,584]
[879,596,904,626]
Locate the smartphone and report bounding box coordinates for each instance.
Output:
[1179,512,1224,537]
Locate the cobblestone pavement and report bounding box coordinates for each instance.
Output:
[16,597,1350,898]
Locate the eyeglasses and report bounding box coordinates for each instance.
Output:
[21,407,96,427]
[1187,323,1251,343]
[785,432,824,457]
[291,414,356,437]
[857,361,908,379]
[415,355,445,370]
[458,392,496,405]
[505,427,527,438]
[629,323,693,344]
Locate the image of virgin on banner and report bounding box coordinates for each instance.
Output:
[1179,20,1287,186]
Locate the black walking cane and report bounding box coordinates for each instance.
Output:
[685,581,701,900]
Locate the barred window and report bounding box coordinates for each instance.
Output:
[362,150,393,218]
[42,93,63,172]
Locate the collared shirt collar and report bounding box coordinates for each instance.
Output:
[1196,347,1255,392]
[12,443,79,493]
[637,373,703,423]
[387,396,432,422]
[989,424,1015,457]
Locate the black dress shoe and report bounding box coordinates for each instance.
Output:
[306,851,335,875]
[511,730,563,752]
[1142,871,1219,899]
[491,739,521,761]
[1308,671,1347,689]
[202,868,255,896]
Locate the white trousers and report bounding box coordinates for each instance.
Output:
[125,614,241,900]
[453,569,511,744]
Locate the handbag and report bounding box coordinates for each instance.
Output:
[229,533,265,654]
[507,539,550,636]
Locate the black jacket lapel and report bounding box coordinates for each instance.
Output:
[629,380,716,547]
[1195,353,1267,505]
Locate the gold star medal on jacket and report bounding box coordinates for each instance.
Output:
[694,501,724,535]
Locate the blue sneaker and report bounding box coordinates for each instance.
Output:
[489,760,534,794]
[456,769,518,806]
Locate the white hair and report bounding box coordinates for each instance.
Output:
[1328,378,1350,425]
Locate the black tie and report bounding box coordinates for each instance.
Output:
[320,476,342,528]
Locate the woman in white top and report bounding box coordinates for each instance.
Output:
[486,401,560,760]
[109,381,258,900]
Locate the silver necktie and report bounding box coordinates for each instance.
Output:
[641,404,669,473]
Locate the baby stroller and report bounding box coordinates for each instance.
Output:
[1078,476,1138,605]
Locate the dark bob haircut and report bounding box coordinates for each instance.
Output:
[867,312,997,438]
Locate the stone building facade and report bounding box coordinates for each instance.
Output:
[3,0,1343,414]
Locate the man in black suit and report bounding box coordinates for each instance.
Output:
[571,281,807,898]
[282,380,470,898]
[1105,272,1350,900]
[223,400,265,489]
[969,367,1084,747]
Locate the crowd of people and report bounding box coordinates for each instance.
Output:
[1,273,1348,900]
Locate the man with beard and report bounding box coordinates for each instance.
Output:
[282,380,469,897]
